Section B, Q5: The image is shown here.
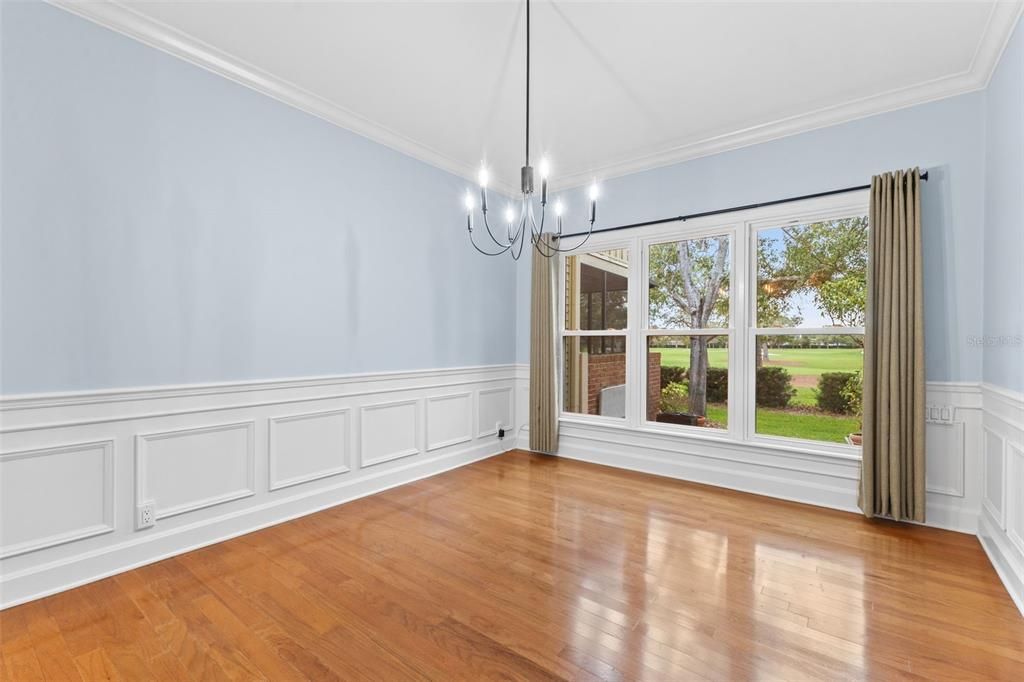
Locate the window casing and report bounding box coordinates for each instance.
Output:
[557,191,868,459]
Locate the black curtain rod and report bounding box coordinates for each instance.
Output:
[557,170,928,239]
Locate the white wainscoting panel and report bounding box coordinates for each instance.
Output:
[978,383,1024,617]
[360,399,421,467]
[925,421,965,497]
[478,387,513,438]
[0,441,114,559]
[984,427,1006,527]
[426,393,473,452]
[136,421,256,520]
[0,364,517,609]
[1008,443,1024,557]
[269,409,350,491]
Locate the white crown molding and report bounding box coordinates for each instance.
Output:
[45,0,520,195]
[49,0,1022,194]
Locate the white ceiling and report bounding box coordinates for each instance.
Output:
[60,1,1023,192]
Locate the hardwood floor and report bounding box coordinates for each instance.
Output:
[2,450,1022,680]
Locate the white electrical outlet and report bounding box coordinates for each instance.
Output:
[136,502,155,530]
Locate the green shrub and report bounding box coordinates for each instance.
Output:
[816,372,858,413]
[706,367,728,403]
[660,382,689,414]
[756,367,796,408]
[840,371,863,419]
[661,365,687,388]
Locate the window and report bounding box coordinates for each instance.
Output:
[753,217,866,444]
[558,192,867,454]
[645,235,732,431]
[562,248,630,419]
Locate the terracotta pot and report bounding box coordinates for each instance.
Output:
[848,433,863,446]
[656,413,707,427]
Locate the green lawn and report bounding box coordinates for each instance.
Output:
[652,347,862,444]
[655,347,861,375]
[755,408,858,443]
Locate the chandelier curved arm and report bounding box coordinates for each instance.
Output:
[468,225,514,256]
[532,213,596,256]
[480,209,514,249]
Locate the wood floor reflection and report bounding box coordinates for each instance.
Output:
[2,450,1022,680]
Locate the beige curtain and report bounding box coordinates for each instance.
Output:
[859,168,926,522]
[529,235,559,454]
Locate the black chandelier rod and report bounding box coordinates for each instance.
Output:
[525,0,531,168]
[556,170,929,239]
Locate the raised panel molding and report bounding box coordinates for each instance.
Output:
[136,421,256,520]
[360,399,421,467]
[983,428,1007,529]
[0,365,515,609]
[478,387,513,438]
[269,409,351,491]
[0,441,115,559]
[979,384,1024,617]
[1008,443,1024,557]
[925,421,966,497]
[426,393,473,452]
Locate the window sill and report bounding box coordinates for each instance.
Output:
[557,415,862,464]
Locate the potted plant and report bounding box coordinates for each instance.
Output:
[656,382,707,427]
[842,371,863,446]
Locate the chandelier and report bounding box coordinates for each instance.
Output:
[462,0,599,260]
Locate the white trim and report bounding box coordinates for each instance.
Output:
[359,399,422,467]
[1007,442,1024,558]
[42,0,521,194]
[477,386,514,438]
[425,392,474,452]
[0,364,516,609]
[0,441,116,560]
[554,2,1024,191]
[983,426,1008,529]
[979,508,1024,618]
[925,421,966,498]
[0,440,503,610]
[979,382,1024,617]
[0,367,519,434]
[135,421,257,520]
[45,1,1023,194]
[0,363,519,411]
[268,408,352,491]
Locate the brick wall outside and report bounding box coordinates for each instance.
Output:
[647,352,661,421]
[585,352,661,419]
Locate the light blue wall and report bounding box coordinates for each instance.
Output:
[516,93,989,387]
[1,2,516,394]
[983,20,1024,394]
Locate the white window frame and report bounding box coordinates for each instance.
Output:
[556,190,869,461]
[558,238,634,426]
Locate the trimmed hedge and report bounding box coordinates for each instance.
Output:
[658,365,793,408]
[756,367,796,408]
[816,372,858,414]
[706,367,728,403]
[661,365,687,388]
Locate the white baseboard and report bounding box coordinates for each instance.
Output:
[979,507,1024,617]
[0,365,518,609]
[516,372,983,535]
